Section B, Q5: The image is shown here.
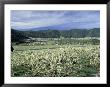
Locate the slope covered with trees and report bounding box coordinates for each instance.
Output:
[11,28,100,42]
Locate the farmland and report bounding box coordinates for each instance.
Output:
[11,38,100,77]
[11,10,100,77]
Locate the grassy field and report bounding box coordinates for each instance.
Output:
[11,38,100,77]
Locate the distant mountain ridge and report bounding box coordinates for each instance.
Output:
[11,28,100,42]
[13,23,100,31]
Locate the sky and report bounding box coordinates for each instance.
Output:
[11,10,100,30]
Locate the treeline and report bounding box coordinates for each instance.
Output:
[11,29,29,42]
[11,28,100,42]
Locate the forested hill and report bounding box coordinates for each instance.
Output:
[11,28,100,42]
[11,29,29,42]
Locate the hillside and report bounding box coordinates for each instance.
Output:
[11,28,100,42]
[11,29,29,42]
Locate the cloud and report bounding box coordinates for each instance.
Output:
[11,10,100,30]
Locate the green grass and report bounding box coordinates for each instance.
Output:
[11,44,100,77]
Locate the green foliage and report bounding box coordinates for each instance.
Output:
[12,37,100,46]
[11,44,100,77]
[11,28,100,43]
[11,29,29,43]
